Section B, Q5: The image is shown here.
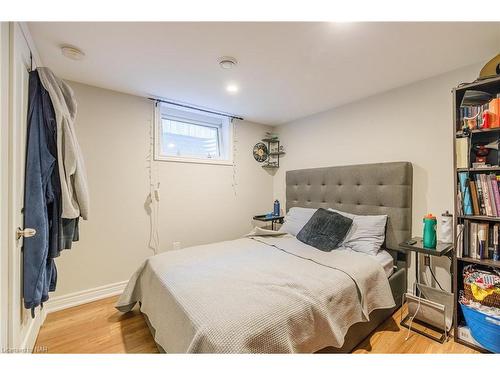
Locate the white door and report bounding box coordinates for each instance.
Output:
[7,22,32,350]
[0,21,11,352]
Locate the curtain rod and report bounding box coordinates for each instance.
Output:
[148,97,244,121]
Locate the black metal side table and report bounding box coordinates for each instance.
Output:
[398,236,454,343]
[252,214,284,230]
[399,236,453,295]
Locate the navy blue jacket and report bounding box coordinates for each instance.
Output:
[23,71,60,311]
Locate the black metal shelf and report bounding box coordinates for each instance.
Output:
[261,137,283,170]
[456,166,500,172]
[455,75,500,92]
[457,256,500,268]
[261,165,279,169]
[455,336,489,353]
[457,215,500,222]
[456,127,500,137]
[452,77,500,353]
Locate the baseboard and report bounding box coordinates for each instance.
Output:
[19,309,46,353]
[44,280,128,314]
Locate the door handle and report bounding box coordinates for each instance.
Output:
[16,227,36,240]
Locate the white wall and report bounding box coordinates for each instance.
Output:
[0,21,10,350]
[52,82,273,297]
[54,63,484,297]
[273,63,484,292]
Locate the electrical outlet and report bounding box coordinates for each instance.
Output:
[172,241,181,250]
[424,255,430,266]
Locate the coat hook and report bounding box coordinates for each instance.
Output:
[29,51,33,72]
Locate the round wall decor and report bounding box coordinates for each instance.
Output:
[253,142,268,162]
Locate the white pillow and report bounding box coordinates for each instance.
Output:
[279,207,317,236]
[330,209,387,255]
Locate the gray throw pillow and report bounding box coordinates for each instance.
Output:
[296,208,353,251]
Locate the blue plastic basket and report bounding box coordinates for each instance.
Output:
[460,302,500,353]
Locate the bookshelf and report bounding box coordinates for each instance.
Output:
[453,75,500,353]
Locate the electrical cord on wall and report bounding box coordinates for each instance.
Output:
[147,102,161,254]
[231,118,238,196]
[428,258,445,291]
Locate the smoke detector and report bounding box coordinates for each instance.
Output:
[61,45,85,61]
[218,56,237,69]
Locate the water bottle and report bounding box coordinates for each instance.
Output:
[439,211,453,243]
[273,200,280,216]
[423,214,437,249]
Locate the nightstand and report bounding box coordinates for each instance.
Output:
[399,237,454,343]
[399,237,453,295]
[252,214,284,230]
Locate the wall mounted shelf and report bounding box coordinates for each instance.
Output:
[261,137,284,169]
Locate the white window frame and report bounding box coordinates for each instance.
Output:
[154,103,233,166]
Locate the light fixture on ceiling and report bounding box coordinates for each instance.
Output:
[61,45,85,61]
[218,56,237,69]
[226,83,239,94]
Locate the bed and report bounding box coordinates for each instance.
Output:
[116,161,413,353]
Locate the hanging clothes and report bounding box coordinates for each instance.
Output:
[37,67,90,220]
[59,217,79,251]
[39,72,79,255]
[23,69,84,316]
[23,71,60,312]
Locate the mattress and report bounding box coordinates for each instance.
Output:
[372,249,395,278]
[335,248,394,278]
[116,236,396,353]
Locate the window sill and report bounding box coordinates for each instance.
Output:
[154,155,234,166]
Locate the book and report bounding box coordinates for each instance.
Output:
[494,224,500,261]
[470,222,478,259]
[469,180,480,215]
[464,220,469,257]
[475,175,486,215]
[488,223,500,259]
[456,224,464,258]
[457,185,463,215]
[489,98,500,128]
[455,138,469,168]
[486,174,498,216]
[480,174,493,216]
[478,223,489,259]
[491,174,500,216]
[458,172,473,215]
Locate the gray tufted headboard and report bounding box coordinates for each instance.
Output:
[286,162,412,252]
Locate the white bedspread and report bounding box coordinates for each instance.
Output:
[116,236,395,353]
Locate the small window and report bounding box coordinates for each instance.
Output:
[155,103,233,165]
[160,118,220,159]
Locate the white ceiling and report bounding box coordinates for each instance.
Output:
[28,22,500,125]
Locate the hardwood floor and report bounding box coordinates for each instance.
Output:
[352,304,479,354]
[34,296,159,353]
[34,296,479,354]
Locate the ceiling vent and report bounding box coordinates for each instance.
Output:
[61,45,85,61]
[218,56,237,69]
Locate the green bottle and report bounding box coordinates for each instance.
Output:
[423,214,437,249]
